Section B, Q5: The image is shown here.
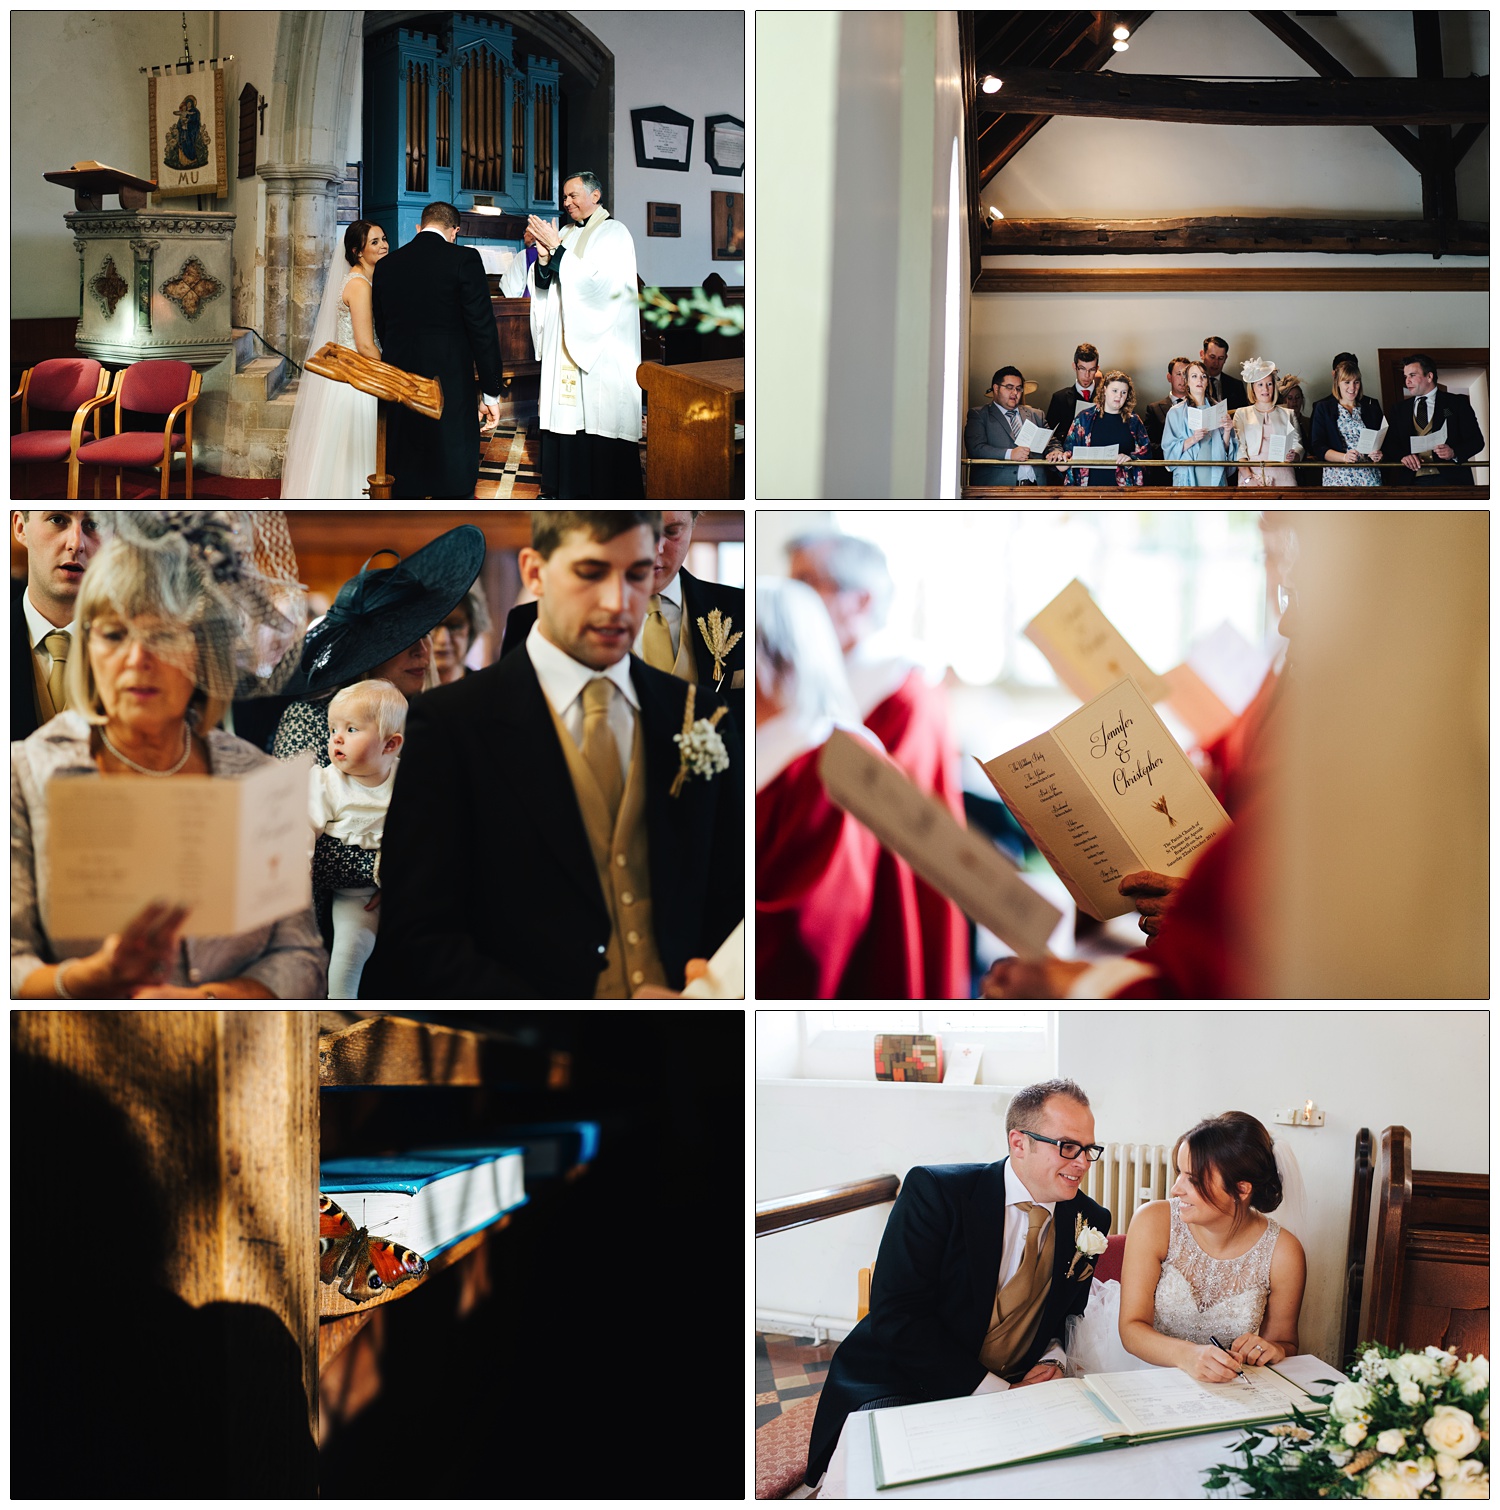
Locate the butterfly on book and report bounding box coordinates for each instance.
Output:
[318,1194,427,1304]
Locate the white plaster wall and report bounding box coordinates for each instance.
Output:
[755,1010,1488,1367]
[571,10,744,287]
[984,10,1489,221]
[968,286,1489,417]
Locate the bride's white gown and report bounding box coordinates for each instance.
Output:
[279,273,378,500]
[1066,1198,1282,1374]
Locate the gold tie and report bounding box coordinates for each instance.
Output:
[642,594,674,672]
[581,677,624,820]
[1000,1202,1049,1318]
[43,630,70,719]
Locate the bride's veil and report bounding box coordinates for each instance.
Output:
[280,253,351,498]
[1271,1138,1306,1239]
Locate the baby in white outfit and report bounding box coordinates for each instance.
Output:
[308,678,407,999]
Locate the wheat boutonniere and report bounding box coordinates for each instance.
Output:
[669,684,730,797]
[1065,1214,1108,1280]
[696,608,743,688]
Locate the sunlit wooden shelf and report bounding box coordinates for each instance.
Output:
[317,1013,569,1090]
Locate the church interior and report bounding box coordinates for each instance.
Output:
[11,11,744,500]
[758,10,1487,499]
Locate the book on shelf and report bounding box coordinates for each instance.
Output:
[869,1362,1327,1489]
[423,1125,600,1183]
[979,676,1232,921]
[320,1148,527,1259]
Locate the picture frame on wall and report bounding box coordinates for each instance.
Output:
[705,114,744,177]
[712,190,744,261]
[149,69,228,199]
[631,104,693,172]
[647,202,682,237]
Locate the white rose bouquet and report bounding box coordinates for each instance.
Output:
[1205,1342,1488,1498]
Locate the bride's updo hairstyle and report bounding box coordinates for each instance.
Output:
[1178,1111,1282,1233]
[344,221,376,267]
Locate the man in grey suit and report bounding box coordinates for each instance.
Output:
[964,367,1064,487]
[1144,355,1191,458]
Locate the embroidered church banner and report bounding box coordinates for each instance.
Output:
[149,70,228,199]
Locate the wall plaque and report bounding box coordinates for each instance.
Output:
[631,104,693,171]
[647,202,681,237]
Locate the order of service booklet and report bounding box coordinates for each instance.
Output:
[818,728,1064,959]
[45,751,314,939]
[869,1362,1326,1489]
[1024,578,1172,704]
[979,677,1232,921]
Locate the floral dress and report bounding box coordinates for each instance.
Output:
[1061,408,1152,487]
[1321,405,1381,487]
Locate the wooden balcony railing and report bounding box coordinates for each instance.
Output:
[755,1174,900,1237]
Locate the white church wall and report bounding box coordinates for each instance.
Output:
[968,284,1488,416]
[756,1009,1487,1365]
[572,10,745,288]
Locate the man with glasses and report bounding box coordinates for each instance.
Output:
[805,1078,1111,1493]
[964,367,1064,487]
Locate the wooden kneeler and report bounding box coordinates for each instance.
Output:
[304,343,443,500]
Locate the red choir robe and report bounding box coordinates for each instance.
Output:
[853,665,971,997]
[756,720,925,1000]
[1200,663,1285,818]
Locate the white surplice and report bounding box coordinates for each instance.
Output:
[529,207,643,442]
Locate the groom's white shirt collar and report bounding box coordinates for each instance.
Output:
[1005,1158,1057,1217]
[418,226,449,238]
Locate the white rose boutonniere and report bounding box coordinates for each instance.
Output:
[669,684,730,798]
[1064,1216,1108,1280]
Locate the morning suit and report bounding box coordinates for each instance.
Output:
[361,645,742,998]
[1385,387,1485,486]
[804,1157,1110,1485]
[500,568,746,729]
[1205,371,1249,410]
[963,401,1049,486]
[12,578,44,743]
[371,228,505,499]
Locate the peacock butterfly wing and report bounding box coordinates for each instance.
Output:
[317,1193,428,1304]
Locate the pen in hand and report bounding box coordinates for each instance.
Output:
[1210,1336,1251,1386]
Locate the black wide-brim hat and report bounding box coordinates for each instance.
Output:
[285,524,486,698]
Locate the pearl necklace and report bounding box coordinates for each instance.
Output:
[100,723,192,776]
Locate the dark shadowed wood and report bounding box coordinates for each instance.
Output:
[756,1175,900,1237]
[978,67,1488,126]
[1342,1128,1375,1368]
[1249,11,1424,174]
[983,217,1488,256]
[976,267,1487,292]
[318,1014,568,1090]
[1451,121,1487,165]
[1413,12,1459,224]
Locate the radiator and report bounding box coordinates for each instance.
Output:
[1085,1142,1173,1234]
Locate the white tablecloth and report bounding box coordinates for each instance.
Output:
[831,1354,1347,1498]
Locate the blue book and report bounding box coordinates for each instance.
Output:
[419,1123,600,1184]
[319,1149,527,1259]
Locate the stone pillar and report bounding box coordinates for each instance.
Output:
[288,166,343,369]
[258,166,295,358]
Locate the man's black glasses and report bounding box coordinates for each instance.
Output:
[1023,1131,1104,1162]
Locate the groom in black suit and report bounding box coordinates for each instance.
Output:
[363,511,742,999]
[372,200,504,499]
[805,1079,1110,1488]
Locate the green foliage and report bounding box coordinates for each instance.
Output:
[1204,1343,1488,1499]
[638,286,744,338]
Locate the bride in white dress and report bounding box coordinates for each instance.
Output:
[280,221,388,499]
[1067,1111,1307,1381]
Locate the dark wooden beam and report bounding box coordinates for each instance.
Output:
[978,66,1488,125]
[983,216,1489,256]
[1249,10,1424,174]
[975,267,1488,293]
[1451,121,1487,165]
[1413,13,1459,224]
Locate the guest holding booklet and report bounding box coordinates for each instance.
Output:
[805,1079,1110,1492]
[1066,1112,1306,1380]
[1309,360,1385,488]
[1162,360,1237,487]
[11,512,326,999]
[1058,371,1152,487]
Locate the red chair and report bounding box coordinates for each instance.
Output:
[1095,1232,1127,1286]
[11,358,109,496]
[69,359,202,500]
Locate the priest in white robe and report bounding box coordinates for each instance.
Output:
[527,171,644,498]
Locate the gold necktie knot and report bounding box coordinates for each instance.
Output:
[43,629,71,719]
[642,594,674,672]
[581,677,623,818]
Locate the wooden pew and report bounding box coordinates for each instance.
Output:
[1347,1125,1489,1361]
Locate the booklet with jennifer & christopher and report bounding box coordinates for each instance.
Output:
[980,676,1231,921]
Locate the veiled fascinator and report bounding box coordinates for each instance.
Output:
[1239,357,1278,386]
[284,524,486,698]
[86,511,309,702]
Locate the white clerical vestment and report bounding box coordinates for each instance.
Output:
[529,207,642,442]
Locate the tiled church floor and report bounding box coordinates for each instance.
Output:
[755,1330,837,1428]
[474,412,647,499]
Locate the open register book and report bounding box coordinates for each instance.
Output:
[869,1362,1326,1489]
[979,676,1231,920]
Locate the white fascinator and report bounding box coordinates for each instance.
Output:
[1240,356,1277,385]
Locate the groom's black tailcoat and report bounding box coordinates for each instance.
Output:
[804,1159,1110,1486]
[372,229,504,499]
[360,646,743,999]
